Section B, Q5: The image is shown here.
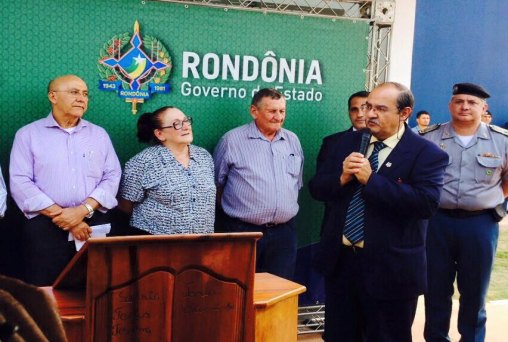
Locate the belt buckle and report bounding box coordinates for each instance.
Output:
[265,222,277,228]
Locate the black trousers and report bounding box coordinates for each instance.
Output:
[223,215,297,280]
[21,212,110,286]
[324,246,418,342]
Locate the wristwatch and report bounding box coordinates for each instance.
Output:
[83,203,94,219]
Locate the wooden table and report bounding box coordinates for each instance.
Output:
[254,273,306,342]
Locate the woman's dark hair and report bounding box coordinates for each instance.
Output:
[137,106,174,144]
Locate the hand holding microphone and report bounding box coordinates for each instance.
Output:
[340,130,372,186]
[358,129,371,156]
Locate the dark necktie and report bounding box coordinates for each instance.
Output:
[343,141,386,245]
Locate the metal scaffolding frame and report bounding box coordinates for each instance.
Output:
[149,0,395,90]
[366,0,394,90]
[298,304,325,335]
[148,0,395,335]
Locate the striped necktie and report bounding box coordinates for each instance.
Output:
[343,141,386,245]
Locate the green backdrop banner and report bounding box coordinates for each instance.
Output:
[0,0,369,246]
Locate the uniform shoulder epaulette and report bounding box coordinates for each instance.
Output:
[419,124,441,135]
[489,124,508,137]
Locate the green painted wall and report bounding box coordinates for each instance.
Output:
[0,0,369,246]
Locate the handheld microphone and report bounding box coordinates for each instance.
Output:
[358,129,372,156]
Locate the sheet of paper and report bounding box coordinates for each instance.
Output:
[68,223,111,251]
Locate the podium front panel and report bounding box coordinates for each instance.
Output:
[60,233,261,342]
[172,269,245,342]
[95,271,174,341]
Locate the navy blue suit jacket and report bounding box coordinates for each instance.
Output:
[309,126,448,300]
[315,127,353,235]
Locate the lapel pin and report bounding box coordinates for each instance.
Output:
[386,162,392,167]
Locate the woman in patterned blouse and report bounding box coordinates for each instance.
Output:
[118,106,215,234]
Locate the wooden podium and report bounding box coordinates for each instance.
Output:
[48,233,261,342]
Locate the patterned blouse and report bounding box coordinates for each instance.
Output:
[120,144,215,234]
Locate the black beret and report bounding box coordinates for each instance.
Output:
[452,83,490,99]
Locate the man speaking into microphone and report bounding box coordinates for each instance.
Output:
[309,82,448,342]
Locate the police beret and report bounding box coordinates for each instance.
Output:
[452,83,490,99]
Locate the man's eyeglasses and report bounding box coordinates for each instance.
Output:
[363,104,400,113]
[159,117,193,130]
[50,89,90,98]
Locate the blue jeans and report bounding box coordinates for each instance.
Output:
[223,216,297,280]
[424,210,498,342]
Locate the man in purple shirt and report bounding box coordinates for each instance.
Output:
[9,74,121,286]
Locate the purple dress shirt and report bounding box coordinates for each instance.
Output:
[0,164,6,217]
[9,113,121,218]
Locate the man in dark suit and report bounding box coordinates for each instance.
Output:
[316,91,369,235]
[309,82,449,341]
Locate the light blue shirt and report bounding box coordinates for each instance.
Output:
[422,122,508,210]
[214,122,304,225]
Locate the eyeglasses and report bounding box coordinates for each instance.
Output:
[50,89,90,98]
[159,117,193,130]
[364,103,400,113]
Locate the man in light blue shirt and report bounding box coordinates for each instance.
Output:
[412,110,431,133]
[422,83,508,342]
[213,88,304,279]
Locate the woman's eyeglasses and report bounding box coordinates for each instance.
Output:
[159,117,193,130]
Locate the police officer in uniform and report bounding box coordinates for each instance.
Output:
[421,83,508,342]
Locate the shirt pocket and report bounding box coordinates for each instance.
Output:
[83,150,103,180]
[475,156,502,184]
[286,154,302,176]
